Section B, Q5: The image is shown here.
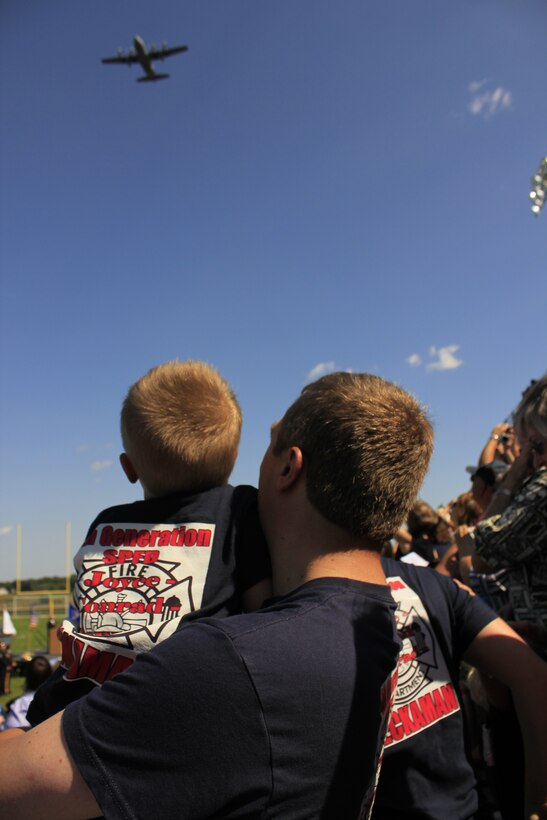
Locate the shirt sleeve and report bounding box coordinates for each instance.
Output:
[474,470,547,568]
[62,621,271,820]
[436,573,498,657]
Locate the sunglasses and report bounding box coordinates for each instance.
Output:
[530,440,545,456]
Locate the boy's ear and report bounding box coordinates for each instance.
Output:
[278,446,304,491]
[119,453,139,484]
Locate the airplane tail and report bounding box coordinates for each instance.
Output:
[137,73,170,82]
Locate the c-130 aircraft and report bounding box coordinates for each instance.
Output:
[102,35,188,82]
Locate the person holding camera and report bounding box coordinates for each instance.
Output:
[458,376,547,657]
[477,422,519,468]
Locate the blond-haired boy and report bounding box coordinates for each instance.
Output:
[29,360,270,722]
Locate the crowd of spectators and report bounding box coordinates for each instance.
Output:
[384,374,547,817]
[391,375,547,651]
[2,655,52,730]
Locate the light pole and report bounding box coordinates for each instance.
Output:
[530,157,547,216]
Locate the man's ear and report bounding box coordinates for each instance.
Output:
[119,453,139,484]
[278,446,304,491]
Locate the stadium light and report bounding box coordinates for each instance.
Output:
[529,157,547,217]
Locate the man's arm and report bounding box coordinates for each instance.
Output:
[0,711,100,819]
[480,443,533,520]
[464,618,547,819]
[1,621,270,820]
[0,727,24,743]
[477,422,515,467]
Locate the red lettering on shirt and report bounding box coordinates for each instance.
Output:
[384,683,459,746]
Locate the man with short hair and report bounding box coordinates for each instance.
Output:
[373,559,547,819]
[0,372,433,820]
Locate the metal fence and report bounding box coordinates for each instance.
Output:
[0,593,70,619]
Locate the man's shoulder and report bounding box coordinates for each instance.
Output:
[382,560,458,624]
[195,577,397,646]
[504,466,547,509]
[383,556,482,605]
[382,558,496,646]
[522,466,547,495]
[382,558,446,592]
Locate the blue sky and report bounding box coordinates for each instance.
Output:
[1,0,546,581]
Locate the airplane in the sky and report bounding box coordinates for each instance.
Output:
[101,35,188,82]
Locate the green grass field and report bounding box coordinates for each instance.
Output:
[6,616,51,655]
[1,676,25,710]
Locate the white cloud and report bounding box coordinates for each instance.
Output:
[306,361,335,382]
[76,444,89,453]
[427,345,463,372]
[468,78,488,93]
[406,353,422,367]
[90,460,113,473]
[468,83,512,119]
[0,526,14,537]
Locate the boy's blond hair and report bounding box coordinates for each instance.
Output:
[121,360,242,497]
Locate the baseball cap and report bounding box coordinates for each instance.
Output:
[465,461,509,487]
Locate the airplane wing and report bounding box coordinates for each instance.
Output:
[101,53,139,65]
[153,45,189,59]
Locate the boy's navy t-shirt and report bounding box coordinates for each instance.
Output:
[28,484,269,723]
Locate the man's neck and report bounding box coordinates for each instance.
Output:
[264,482,388,597]
[271,543,386,597]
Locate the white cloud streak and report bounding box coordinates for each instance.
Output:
[426,345,463,372]
[0,526,14,537]
[90,460,113,473]
[468,82,512,119]
[306,361,335,382]
[468,78,488,93]
[406,353,422,367]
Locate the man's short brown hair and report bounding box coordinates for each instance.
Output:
[121,360,242,497]
[274,372,433,543]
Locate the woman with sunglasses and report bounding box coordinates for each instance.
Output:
[464,375,547,657]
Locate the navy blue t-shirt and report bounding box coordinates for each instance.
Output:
[29,484,270,725]
[63,577,400,820]
[373,559,497,820]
